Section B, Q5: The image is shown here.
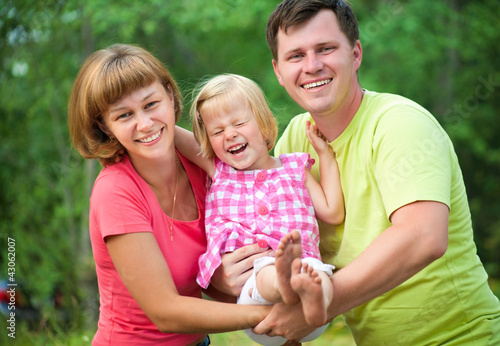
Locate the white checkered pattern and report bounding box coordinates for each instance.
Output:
[197,153,321,288]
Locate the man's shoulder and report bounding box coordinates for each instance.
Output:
[363,90,424,114]
[285,111,311,127]
[275,112,311,155]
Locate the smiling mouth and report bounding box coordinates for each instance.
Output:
[302,79,333,90]
[137,128,163,143]
[228,143,247,155]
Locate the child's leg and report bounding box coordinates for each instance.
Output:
[275,230,303,305]
[254,264,281,303]
[291,261,333,327]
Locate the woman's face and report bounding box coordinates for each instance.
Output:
[102,81,176,164]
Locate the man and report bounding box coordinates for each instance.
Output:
[252,0,500,344]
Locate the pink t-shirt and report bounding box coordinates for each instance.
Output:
[89,153,207,345]
[197,153,321,288]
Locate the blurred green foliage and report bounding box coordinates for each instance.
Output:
[1,0,499,340]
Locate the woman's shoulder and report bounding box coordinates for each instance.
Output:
[91,156,145,200]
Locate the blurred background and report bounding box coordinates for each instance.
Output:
[1,0,499,344]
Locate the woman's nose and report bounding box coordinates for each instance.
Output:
[137,112,154,131]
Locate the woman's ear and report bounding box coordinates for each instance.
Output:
[165,83,174,102]
[98,119,114,139]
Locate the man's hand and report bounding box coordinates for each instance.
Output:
[252,301,316,342]
[211,244,274,296]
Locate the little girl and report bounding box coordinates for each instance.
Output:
[175,74,344,345]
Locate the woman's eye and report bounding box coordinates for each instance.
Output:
[145,101,158,109]
[117,112,131,120]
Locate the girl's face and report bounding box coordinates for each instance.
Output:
[201,97,272,171]
[102,81,176,165]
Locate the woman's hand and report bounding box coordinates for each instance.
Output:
[252,301,315,342]
[210,244,274,296]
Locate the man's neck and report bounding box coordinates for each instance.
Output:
[312,86,364,142]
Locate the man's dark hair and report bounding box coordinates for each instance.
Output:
[266,0,359,60]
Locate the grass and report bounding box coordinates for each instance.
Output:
[4,279,498,346]
[210,316,355,345]
[1,317,353,346]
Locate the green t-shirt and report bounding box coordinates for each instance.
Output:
[275,90,500,345]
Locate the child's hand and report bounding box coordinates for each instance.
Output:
[305,121,335,157]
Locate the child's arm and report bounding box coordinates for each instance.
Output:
[304,121,345,225]
[175,126,215,178]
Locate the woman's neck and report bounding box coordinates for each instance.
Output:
[130,150,178,193]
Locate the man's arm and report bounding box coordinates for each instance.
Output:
[253,200,448,339]
[327,200,448,317]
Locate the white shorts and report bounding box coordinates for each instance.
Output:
[237,256,334,346]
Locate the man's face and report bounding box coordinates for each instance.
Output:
[272,9,361,118]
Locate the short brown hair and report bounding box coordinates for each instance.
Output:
[266,0,359,60]
[68,44,182,165]
[190,74,278,159]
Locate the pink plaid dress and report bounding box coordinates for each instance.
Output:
[197,153,322,288]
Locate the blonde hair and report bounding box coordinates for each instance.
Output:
[190,74,278,159]
[68,44,182,165]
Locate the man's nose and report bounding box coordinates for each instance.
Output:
[303,52,324,74]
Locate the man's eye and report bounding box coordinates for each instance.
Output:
[320,47,335,54]
[289,54,303,61]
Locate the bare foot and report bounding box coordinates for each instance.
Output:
[275,230,303,305]
[291,262,327,327]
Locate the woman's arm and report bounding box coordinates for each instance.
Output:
[304,121,345,225]
[174,126,215,178]
[106,232,270,333]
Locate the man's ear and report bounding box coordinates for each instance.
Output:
[272,59,285,87]
[353,39,363,72]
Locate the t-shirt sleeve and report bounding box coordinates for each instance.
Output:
[91,169,153,240]
[373,105,452,217]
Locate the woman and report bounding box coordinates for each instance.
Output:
[68,44,270,345]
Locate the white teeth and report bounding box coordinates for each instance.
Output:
[303,79,332,89]
[228,144,246,152]
[138,129,161,143]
